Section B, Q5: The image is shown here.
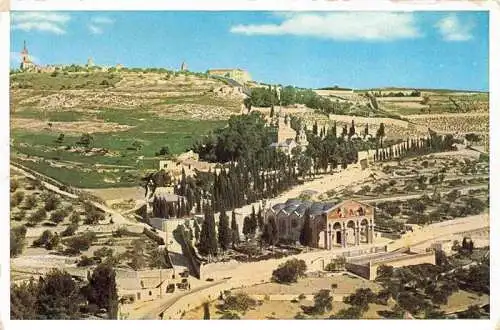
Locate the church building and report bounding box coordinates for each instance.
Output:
[265,199,375,249]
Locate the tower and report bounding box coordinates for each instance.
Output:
[20,40,33,71]
[297,124,309,151]
[180,61,187,72]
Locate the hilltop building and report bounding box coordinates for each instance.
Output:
[265,199,376,249]
[180,61,188,72]
[86,57,95,68]
[207,68,251,83]
[19,41,37,72]
[270,115,308,155]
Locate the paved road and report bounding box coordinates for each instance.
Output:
[126,279,226,320]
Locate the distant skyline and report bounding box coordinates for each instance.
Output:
[10,11,489,91]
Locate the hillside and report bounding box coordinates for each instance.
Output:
[10,71,246,188]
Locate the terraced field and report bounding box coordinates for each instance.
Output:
[10,71,241,188]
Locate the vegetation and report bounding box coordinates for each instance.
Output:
[11,225,27,257]
[271,258,307,284]
[220,292,257,314]
[11,265,119,319]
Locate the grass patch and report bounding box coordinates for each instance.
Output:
[11,72,121,90]
[11,112,226,188]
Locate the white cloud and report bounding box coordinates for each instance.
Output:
[435,14,474,41]
[88,15,115,35]
[230,12,421,41]
[88,24,103,35]
[11,12,70,35]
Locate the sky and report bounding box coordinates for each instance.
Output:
[10,11,489,91]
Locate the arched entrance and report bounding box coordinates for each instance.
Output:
[332,222,342,246]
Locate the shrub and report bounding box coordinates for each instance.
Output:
[11,210,26,222]
[11,191,25,207]
[50,209,66,224]
[11,225,27,257]
[93,247,113,259]
[69,211,81,224]
[22,195,37,210]
[64,231,97,253]
[61,223,79,237]
[219,311,241,319]
[33,230,54,248]
[77,256,98,267]
[45,233,60,250]
[10,179,19,192]
[343,288,376,313]
[310,289,333,315]
[84,203,105,225]
[220,293,257,313]
[27,208,47,226]
[44,194,61,212]
[272,258,307,284]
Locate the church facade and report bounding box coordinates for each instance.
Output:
[265,199,375,249]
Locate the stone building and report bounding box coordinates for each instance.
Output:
[269,116,309,155]
[207,68,252,83]
[19,41,36,72]
[265,199,376,249]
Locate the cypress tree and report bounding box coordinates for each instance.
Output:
[194,220,200,244]
[242,216,252,240]
[299,208,313,247]
[250,205,257,236]
[218,207,231,252]
[231,210,240,247]
[198,204,218,257]
[257,205,264,232]
[348,120,356,138]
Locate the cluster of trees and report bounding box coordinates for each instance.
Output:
[249,86,352,115]
[305,122,360,173]
[373,256,489,319]
[373,90,422,97]
[374,133,455,162]
[196,204,240,257]
[151,196,190,219]
[11,264,118,320]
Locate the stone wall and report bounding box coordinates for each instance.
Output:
[367,251,436,280]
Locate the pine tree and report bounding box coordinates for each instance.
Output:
[231,210,240,247]
[218,207,231,252]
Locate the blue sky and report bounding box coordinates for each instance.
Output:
[10,11,489,91]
